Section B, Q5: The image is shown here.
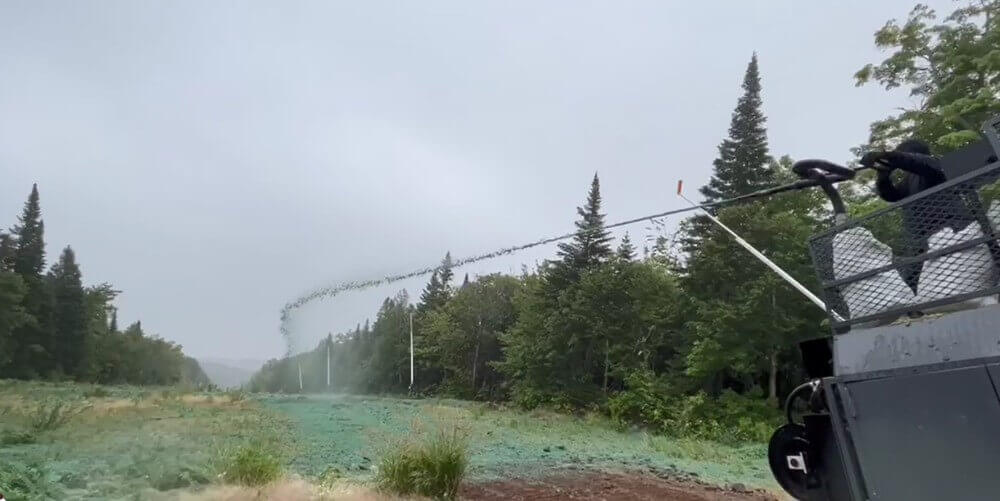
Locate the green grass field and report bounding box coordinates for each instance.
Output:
[0,381,776,499]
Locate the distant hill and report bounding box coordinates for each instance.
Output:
[197,358,263,389]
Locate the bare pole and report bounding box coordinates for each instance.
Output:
[298,362,303,392]
[677,181,843,322]
[409,311,415,390]
[326,334,331,389]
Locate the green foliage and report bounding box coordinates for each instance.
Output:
[855,1,1000,151]
[609,371,780,444]
[219,443,283,486]
[375,429,468,500]
[607,369,673,429]
[662,390,780,444]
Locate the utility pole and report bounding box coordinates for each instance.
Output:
[409,310,415,390]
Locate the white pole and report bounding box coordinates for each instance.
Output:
[298,362,303,392]
[409,311,414,389]
[326,335,331,389]
[677,185,843,322]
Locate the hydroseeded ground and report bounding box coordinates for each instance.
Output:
[263,394,776,488]
[0,381,777,499]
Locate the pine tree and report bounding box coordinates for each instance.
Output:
[48,246,88,377]
[616,233,636,261]
[556,173,613,273]
[700,54,773,202]
[461,273,470,289]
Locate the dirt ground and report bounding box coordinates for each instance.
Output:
[460,470,779,501]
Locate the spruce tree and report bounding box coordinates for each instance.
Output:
[700,54,773,202]
[438,252,454,288]
[9,184,55,377]
[48,246,88,377]
[11,184,46,277]
[556,173,613,272]
[419,252,455,313]
[419,271,444,313]
[616,233,636,261]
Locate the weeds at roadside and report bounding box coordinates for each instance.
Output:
[217,443,283,486]
[376,428,468,500]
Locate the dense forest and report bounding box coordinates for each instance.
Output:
[250,1,1000,440]
[0,185,208,386]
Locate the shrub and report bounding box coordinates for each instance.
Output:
[607,369,672,430]
[376,429,468,500]
[663,390,780,443]
[30,400,90,432]
[609,370,781,444]
[219,443,282,486]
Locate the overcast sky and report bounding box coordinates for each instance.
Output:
[0,1,953,361]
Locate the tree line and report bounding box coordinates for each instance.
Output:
[0,185,208,386]
[250,2,1000,440]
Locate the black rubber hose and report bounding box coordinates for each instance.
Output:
[784,381,817,425]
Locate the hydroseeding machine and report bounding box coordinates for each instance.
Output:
[756,114,1000,501]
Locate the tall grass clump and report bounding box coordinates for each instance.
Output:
[219,443,282,486]
[0,429,36,446]
[376,429,468,500]
[30,400,89,432]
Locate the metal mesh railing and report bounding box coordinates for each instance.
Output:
[810,160,1000,329]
